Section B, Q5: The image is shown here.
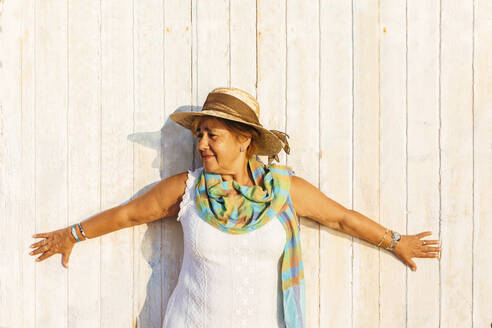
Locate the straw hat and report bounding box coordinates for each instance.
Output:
[170,87,290,161]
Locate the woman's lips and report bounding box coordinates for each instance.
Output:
[202,155,214,161]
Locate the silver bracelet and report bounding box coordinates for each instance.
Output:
[386,231,401,251]
[77,223,87,239]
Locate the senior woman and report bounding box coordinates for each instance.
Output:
[30,87,441,327]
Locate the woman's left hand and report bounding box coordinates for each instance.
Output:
[392,231,441,272]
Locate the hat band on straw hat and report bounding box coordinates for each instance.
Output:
[202,92,261,125]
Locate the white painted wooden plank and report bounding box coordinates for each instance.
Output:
[18,2,37,326]
[379,0,407,326]
[473,0,492,326]
[318,0,354,326]
[132,0,165,326]
[0,1,36,327]
[256,0,287,165]
[440,0,474,326]
[100,0,134,326]
[285,0,320,325]
[230,0,256,95]
[67,0,101,326]
[195,0,229,98]
[160,0,193,324]
[193,0,229,168]
[407,0,441,327]
[33,0,69,326]
[352,1,380,327]
[0,0,16,324]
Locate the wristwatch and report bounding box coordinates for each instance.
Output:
[387,231,401,251]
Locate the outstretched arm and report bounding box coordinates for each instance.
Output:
[290,175,441,271]
[29,171,188,268]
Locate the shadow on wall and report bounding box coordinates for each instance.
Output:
[126,105,202,328]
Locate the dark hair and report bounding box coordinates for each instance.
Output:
[191,116,260,159]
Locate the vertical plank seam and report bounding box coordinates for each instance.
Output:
[471,0,475,325]
[98,0,103,326]
[66,1,70,325]
[350,0,355,326]
[318,0,321,325]
[405,0,409,326]
[34,0,37,325]
[192,0,198,170]
[161,0,166,324]
[438,0,442,327]
[131,0,136,323]
[191,0,195,170]
[228,0,231,87]
[19,6,25,324]
[437,0,442,327]
[377,0,382,326]
[284,0,287,163]
[255,0,258,97]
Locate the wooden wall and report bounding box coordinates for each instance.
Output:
[1,0,491,327]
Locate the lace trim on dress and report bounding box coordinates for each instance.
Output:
[177,168,201,222]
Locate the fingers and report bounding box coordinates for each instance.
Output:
[416,231,433,238]
[422,245,441,252]
[421,239,440,245]
[62,249,72,269]
[417,252,440,258]
[33,232,50,238]
[36,251,55,262]
[30,245,49,256]
[30,239,47,249]
[407,258,417,272]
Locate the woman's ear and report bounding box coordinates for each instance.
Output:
[239,136,252,151]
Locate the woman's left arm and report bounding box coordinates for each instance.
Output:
[290,175,441,272]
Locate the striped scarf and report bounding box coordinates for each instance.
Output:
[194,156,306,327]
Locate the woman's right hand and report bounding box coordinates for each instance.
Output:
[29,227,76,268]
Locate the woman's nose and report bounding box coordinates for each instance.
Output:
[197,135,209,150]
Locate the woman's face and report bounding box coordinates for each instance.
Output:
[196,117,250,174]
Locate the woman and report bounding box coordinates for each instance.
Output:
[30,87,441,327]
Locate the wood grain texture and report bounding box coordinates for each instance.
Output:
[318,0,353,326]
[67,0,101,327]
[407,1,441,327]
[132,1,166,327]
[473,0,492,326]
[34,0,69,326]
[0,0,36,327]
[379,0,407,326]
[99,0,134,326]
[160,0,193,325]
[0,1,489,327]
[286,1,320,326]
[440,0,474,326]
[352,0,380,327]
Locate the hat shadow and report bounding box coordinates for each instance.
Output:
[125,105,201,327]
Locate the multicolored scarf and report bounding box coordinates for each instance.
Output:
[194,156,306,327]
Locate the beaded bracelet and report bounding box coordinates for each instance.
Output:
[71,224,81,242]
[77,223,87,239]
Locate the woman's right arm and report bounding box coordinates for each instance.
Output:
[80,171,188,238]
[29,171,189,267]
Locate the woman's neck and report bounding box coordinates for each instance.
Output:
[221,159,254,187]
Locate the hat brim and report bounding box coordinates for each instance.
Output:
[169,110,284,156]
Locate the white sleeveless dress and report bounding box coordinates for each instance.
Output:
[162,167,287,328]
